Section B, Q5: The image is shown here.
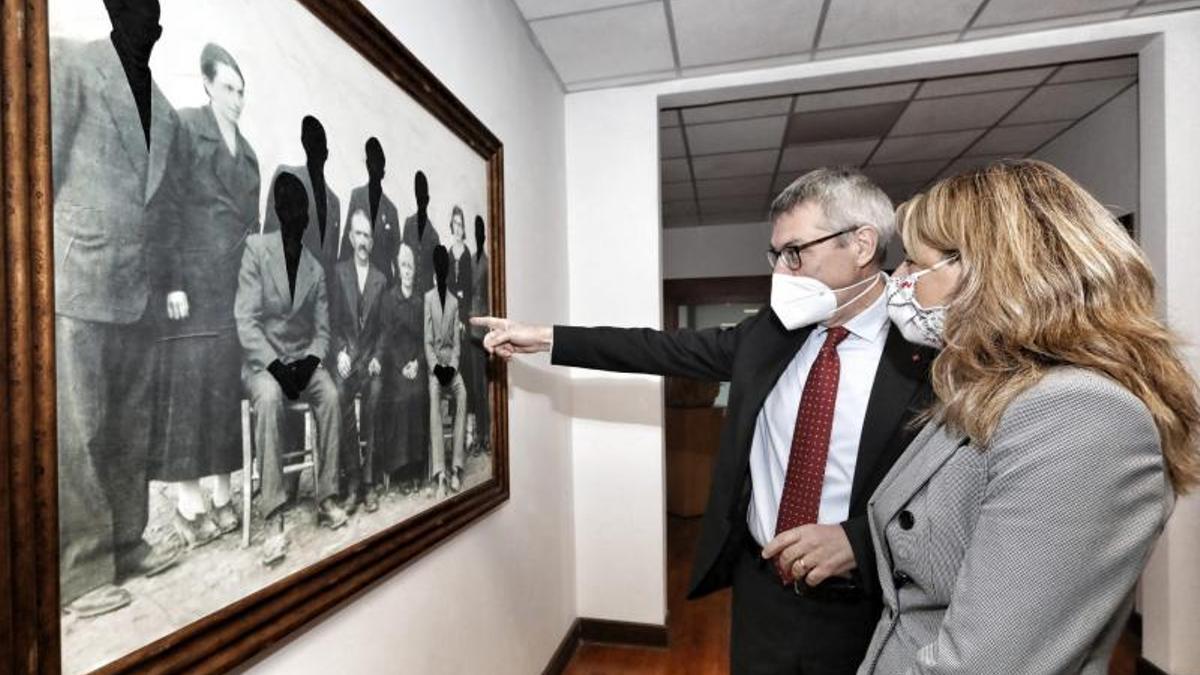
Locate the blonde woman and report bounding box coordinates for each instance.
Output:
[844,160,1199,674]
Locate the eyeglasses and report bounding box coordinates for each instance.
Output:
[766,227,859,272]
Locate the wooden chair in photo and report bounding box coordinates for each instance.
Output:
[240,399,319,548]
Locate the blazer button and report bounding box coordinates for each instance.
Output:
[898,510,915,530]
[893,570,912,588]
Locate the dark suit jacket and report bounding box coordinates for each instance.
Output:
[171,105,260,332]
[402,214,441,299]
[50,37,185,324]
[234,233,330,377]
[262,164,341,270]
[330,259,387,378]
[552,308,934,600]
[338,184,401,281]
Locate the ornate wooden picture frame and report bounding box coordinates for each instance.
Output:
[2,0,509,672]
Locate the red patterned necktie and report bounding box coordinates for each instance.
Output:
[775,325,850,548]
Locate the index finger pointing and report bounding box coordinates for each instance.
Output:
[470,316,505,330]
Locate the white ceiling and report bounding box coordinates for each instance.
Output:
[513,0,1200,91]
[657,55,1137,227]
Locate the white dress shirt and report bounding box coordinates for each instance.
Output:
[355,259,369,294]
[747,285,890,547]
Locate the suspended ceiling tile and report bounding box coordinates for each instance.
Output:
[816,32,960,61]
[530,3,675,83]
[1131,0,1200,15]
[967,121,1071,155]
[699,211,770,226]
[872,129,983,163]
[890,88,1029,134]
[515,0,650,20]
[1003,77,1134,124]
[662,213,701,228]
[663,181,695,201]
[687,116,789,155]
[779,138,880,172]
[1048,57,1138,83]
[918,66,1054,98]
[670,0,822,67]
[965,9,1131,39]
[861,160,948,186]
[793,82,918,113]
[699,195,770,214]
[691,149,779,180]
[679,52,814,79]
[565,69,678,92]
[660,126,687,159]
[661,158,692,183]
[695,175,774,200]
[660,110,681,128]
[973,0,1135,27]
[819,0,982,49]
[785,102,906,145]
[663,199,699,217]
[681,96,794,125]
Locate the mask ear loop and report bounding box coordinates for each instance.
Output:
[832,272,882,314]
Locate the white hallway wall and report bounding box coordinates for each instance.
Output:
[247,0,575,673]
[564,11,1200,674]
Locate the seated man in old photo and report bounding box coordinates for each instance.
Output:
[330,209,387,514]
[236,172,348,565]
[425,245,469,496]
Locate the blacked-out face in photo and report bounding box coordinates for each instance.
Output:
[365,137,385,183]
[103,0,163,58]
[414,171,429,212]
[273,172,309,244]
[474,215,486,251]
[301,115,329,165]
[433,245,449,287]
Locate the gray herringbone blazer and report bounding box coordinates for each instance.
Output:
[858,367,1172,675]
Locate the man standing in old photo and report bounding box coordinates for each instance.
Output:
[51,0,183,618]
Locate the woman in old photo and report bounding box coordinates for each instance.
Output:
[151,43,259,545]
[379,244,431,493]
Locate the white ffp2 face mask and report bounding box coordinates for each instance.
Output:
[770,273,881,330]
[885,256,957,348]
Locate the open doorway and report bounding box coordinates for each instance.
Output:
[654,54,1141,675]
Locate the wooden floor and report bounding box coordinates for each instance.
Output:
[564,515,1140,675]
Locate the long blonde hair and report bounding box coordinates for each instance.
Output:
[897,159,1200,493]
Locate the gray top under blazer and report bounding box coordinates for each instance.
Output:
[858,367,1172,675]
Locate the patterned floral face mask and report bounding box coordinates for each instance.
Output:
[885,255,957,349]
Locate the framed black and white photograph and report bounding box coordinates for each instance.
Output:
[1,0,509,672]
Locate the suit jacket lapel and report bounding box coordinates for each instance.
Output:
[874,423,967,523]
[294,249,319,311]
[196,105,242,200]
[849,326,932,508]
[95,40,148,177]
[144,84,174,203]
[264,234,291,308]
[362,269,384,324]
[339,263,359,326]
[734,318,813,471]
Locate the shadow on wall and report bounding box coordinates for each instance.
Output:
[507,359,663,427]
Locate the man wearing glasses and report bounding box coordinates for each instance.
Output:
[473,168,935,675]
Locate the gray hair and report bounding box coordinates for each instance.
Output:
[768,167,895,264]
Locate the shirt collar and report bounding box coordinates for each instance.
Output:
[815,273,890,344]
